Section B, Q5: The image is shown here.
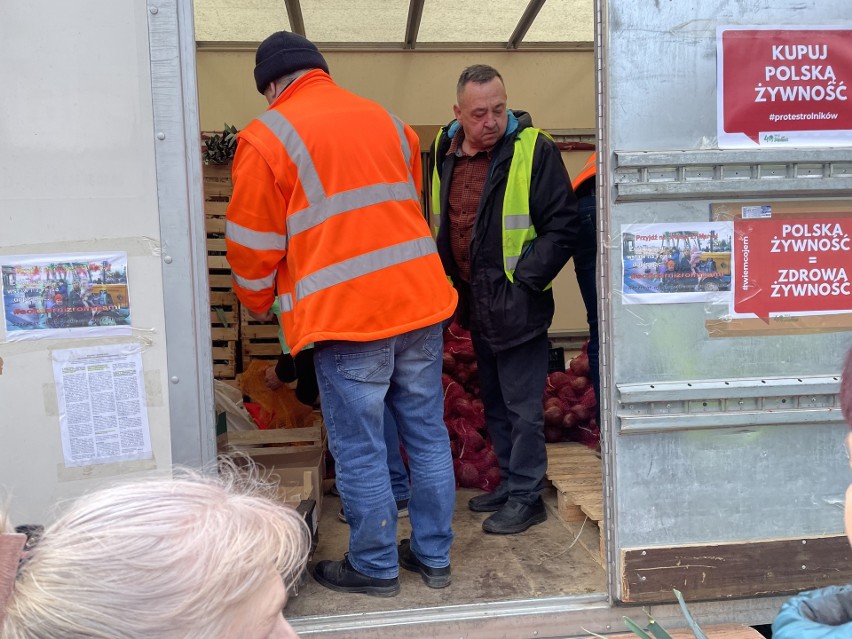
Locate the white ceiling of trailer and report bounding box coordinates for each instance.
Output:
[193,0,594,49]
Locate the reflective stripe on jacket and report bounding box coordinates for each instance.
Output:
[431,127,550,286]
[226,70,456,355]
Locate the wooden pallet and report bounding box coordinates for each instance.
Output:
[546,442,605,566]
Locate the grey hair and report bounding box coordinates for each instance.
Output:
[2,461,310,639]
[456,64,504,101]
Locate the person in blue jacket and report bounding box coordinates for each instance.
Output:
[771,347,852,638]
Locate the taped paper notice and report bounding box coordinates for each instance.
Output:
[52,343,152,468]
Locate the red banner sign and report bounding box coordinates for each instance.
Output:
[734,217,852,319]
[719,28,852,146]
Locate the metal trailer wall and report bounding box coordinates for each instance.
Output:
[599,0,852,611]
[0,1,213,523]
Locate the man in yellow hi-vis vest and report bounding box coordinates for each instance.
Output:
[431,65,580,535]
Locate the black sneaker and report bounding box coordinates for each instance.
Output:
[468,484,509,512]
[338,498,410,523]
[311,554,400,597]
[398,539,451,588]
[482,498,547,534]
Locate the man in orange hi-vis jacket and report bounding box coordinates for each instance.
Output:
[226,31,458,597]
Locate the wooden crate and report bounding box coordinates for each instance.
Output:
[241,306,284,364]
[218,414,326,518]
[210,290,239,379]
[202,163,233,199]
[203,164,238,379]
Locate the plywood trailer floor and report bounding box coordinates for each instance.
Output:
[285,487,607,619]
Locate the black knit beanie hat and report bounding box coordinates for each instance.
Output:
[254,31,329,94]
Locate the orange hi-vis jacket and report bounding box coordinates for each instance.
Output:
[572,151,596,191]
[225,70,457,356]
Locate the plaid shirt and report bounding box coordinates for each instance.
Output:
[446,130,491,283]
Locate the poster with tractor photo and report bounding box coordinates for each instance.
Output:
[1,252,131,341]
[621,222,734,305]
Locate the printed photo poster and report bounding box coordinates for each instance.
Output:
[717,26,852,148]
[733,212,852,320]
[1,252,131,341]
[52,343,152,468]
[621,222,734,305]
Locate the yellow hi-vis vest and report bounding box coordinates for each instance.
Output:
[431,127,550,286]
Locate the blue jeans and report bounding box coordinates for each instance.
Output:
[335,406,410,500]
[314,323,455,579]
[383,406,411,501]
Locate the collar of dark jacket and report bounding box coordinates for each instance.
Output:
[444,109,530,152]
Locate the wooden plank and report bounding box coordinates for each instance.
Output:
[580,502,603,522]
[210,327,238,341]
[205,216,226,234]
[621,535,852,604]
[208,273,233,289]
[212,343,236,360]
[243,324,280,339]
[547,442,600,456]
[548,455,601,465]
[571,490,603,504]
[605,623,764,639]
[210,308,238,327]
[204,184,233,198]
[547,460,601,475]
[209,291,237,306]
[213,362,236,378]
[547,452,601,463]
[557,493,587,523]
[207,255,230,270]
[205,200,230,216]
[244,342,284,357]
[219,424,323,447]
[203,163,232,179]
[549,469,601,478]
[207,237,227,252]
[552,476,602,491]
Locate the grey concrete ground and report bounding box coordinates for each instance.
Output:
[285,487,607,619]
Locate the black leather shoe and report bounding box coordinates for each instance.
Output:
[482,498,547,534]
[312,554,400,597]
[468,484,509,512]
[398,539,451,588]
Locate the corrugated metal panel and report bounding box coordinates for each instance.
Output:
[193,0,594,48]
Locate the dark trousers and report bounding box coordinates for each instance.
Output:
[573,193,600,421]
[471,330,549,504]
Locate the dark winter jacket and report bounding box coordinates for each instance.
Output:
[772,585,852,639]
[431,110,579,352]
